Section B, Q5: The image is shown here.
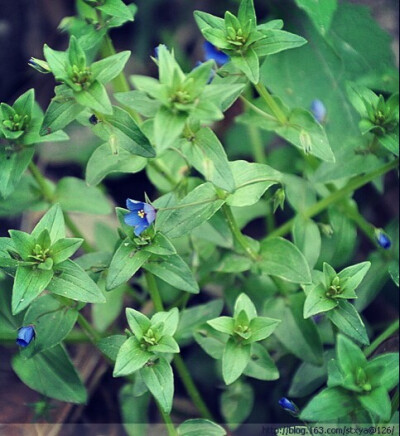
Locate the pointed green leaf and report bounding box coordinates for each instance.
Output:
[31,204,65,243]
[113,336,152,377]
[222,337,251,385]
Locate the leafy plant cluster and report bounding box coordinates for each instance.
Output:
[0,0,399,432]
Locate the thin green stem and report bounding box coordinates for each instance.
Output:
[222,204,259,261]
[173,354,214,421]
[145,271,164,312]
[28,161,54,202]
[63,213,95,252]
[145,271,213,420]
[77,312,101,343]
[364,319,399,357]
[248,124,266,164]
[255,82,287,125]
[29,161,95,251]
[270,158,399,238]
[148,160,179,189]
[155,401,178,436]
[240,95,278,122]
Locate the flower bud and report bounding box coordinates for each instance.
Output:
[278,397,299,415]
[16,325,36,347]
[28,58,51,74]
[375,229,391,249]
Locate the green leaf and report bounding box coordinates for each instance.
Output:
[97,335,125,362]
[126,308,151,340]
[68,36,86,70]
[253,29,307,56]
[259,237,312,284]
[175,300,223,346]
[300,387,354,421]
[144,254,199,294]
[233,293,257,320]
[55,177,111,214]
[92,283,125,332]
[12,344,87,403]
[193,11,226,34]
[264,294,323,365]
[358,387,391,422]
[227,160,281,207]
[222,337,251,385]
[238,0,256,28]
[149,335,180,354]
[22,294,78,356]
[292,216,321,269]
[106,240,151,291]
[304,283,338,318]
[154,106,188,153]
[181,128,235,193]
[97,0,134,20]
[221,381,254,430]
[50,238,83,264]
[142,233,176,256]
[275,108,335,162]
[140,357,174,413]
[13,88,35,117]
[113,336,152,377]
[92,51,131,84]
[8,230,35,260]
[31,203,65,243]
[40,93,84,135]
[115,90,161,118]
[338,261,371,295]
[75,81,113,114]
[294,0,337,35]
[243,342,279,381]
[155,183,225,238]
[86,142,147,186]
[208,317,235,335]
[367,353,400,391]
[231,48,259,84]
[328,302,369,345]
[194,324,228,360]
[43,45,68,81]
[100,106,155,158]
[47,259,106,303]
[0,147,34,199]
[178,419,226,436]
[336,334,367,375]
[248,316,280,343]
[289,350,335,398]
[12,266,53,314]
[151,308,179,337]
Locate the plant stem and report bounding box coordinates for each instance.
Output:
[145,271,164,312]
[248,124,267,164]
[270,158,399,238]
[29,161,95,252]
[255,82,287,125]
[173,354,214,421]
[77,312,101,343]
[222,204,259,261]
[364,319,399,357]
[145,271,214,420]
[28,161,54,202]
[155,401,178,436]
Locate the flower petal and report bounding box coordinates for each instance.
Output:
[126,199,145,211]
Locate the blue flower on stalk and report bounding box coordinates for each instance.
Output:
[203,41,229,66]
[375,229,391,250]
[124,199,157,236]
[16,325,36,347]
[278,397,299,415]
[310,99,327,123]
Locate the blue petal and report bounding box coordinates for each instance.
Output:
[16,326,35,347]
[124,211,144,227]
[134,222,149,236]
[203,41,229,66]
[310,99,327,123]
[126,199,145,211]
[144,203,157,224]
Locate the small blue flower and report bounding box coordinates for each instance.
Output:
[203,41,229,66]
[278,397,299,415]
[16,325,36,347]
[310,99,327,123]
[375,229,391,249]
[124,199,157,236]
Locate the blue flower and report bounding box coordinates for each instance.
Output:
[310,99,327,123]
[278,397,299,415]
[124,199,157,236]
[375,229,391,249]
[203,41,229,66]
[16,325,36,347]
